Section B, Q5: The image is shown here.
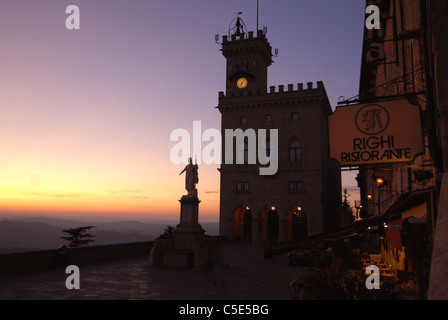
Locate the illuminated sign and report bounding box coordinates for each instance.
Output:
[329,99,424,166]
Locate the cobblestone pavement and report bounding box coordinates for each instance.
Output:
[0,243,303,300]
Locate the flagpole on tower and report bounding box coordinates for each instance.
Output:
[256,0,259,31]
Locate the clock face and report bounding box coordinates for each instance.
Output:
[237,77,248,89]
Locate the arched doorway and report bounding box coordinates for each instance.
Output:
[260,204,280,243]
[233,205,252,241]
[267,208,279,244]
[286,206,308,241]
[243,209,252,241]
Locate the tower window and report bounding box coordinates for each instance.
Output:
[289,139,302,162]
[240,116,247,124]
[236,181,250,193]
[291,112,299,121]
[288,181,304,192]
[265,114,273,123]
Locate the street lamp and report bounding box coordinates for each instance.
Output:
[376,177,384,187]
[376,177,384,215]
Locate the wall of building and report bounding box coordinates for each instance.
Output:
[358,0,448,299]
[218,82,341,243]
[359,0,436,219]
[427,0,448,300]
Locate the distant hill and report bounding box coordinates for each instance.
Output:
[0,220,63,252]
[0,215,219,253]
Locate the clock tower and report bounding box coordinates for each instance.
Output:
[221,17,273,95]
[217,16,342,246]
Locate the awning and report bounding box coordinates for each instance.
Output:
[385,218,406,250]
[383,187,434,216]
[306,215,385,241]
[383,216,427,250]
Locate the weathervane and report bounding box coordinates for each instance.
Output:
[228,12,247,38]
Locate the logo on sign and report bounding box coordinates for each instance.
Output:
[355,104,390,135]
[329,99,424,166]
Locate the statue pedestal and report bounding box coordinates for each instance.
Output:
[177,196,203,227]
[173,196,205,251]
[150,196,205,268]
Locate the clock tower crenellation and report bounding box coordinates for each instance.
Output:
[221,25,273,95]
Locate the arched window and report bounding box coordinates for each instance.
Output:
[289,139,302,162]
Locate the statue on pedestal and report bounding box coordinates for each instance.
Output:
[179,157,199,197]
[149,157,225,269]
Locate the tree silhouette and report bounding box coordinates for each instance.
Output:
[342,189,355,223]
[155,225,174,243]
[61,226,96,247]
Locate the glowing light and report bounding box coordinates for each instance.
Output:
[376,178,384,187]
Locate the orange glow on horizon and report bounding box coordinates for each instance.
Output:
[0,2,363,223]
[0,161,220,222]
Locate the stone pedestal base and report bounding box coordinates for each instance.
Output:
[150,195,214,268]
[163,250,194,268]
[178,195,202,226]
[174,196,205,251]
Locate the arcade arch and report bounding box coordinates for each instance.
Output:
[286,205,308,242]
[233,204,252,241]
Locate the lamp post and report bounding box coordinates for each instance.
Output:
[355,200,362,220]
[376,177,384,215]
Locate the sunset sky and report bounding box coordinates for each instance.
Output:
[0,0,364,222]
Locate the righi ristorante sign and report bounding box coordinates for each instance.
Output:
[328,99,424,166]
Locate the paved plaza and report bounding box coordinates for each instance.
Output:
[0,243,302,300]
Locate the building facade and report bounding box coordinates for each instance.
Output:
[354,0,448,299]
[217,21,341,245]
